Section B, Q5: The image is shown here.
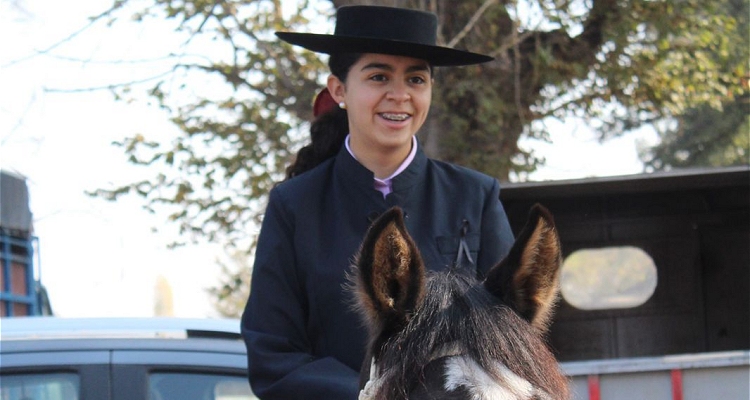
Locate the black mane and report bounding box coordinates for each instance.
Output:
[374,270,565,399]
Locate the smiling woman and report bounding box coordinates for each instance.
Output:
[240,5,517,399]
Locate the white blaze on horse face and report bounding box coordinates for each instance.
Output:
[443,356,534,400]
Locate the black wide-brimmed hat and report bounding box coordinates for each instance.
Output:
[275,5,493,66]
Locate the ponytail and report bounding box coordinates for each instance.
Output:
[283,53,363,181]
[284,106,349,180]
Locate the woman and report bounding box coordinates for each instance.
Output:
[241,5,515,399]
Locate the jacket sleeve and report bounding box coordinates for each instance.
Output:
[476,179,515,277]
[241,188,360,399]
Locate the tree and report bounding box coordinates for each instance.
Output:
[639,97,749,170]
[92,0,328,248]
[207,251,252,317]
[639,0,750,171]
[86,0,746,313]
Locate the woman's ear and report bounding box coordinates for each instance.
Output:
[327,74,346,104]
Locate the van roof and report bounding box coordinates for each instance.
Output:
[0,316,241,341]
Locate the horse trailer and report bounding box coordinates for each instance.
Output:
[501,166,750,400]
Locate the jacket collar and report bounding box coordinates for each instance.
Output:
[335,138,428,194]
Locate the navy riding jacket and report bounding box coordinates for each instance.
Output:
[241,142,514,399]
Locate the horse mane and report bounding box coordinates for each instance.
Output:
[374,269,569,400]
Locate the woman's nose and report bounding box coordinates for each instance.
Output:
[386,81,410,102]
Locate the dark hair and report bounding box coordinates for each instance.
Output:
[284,53,363,180]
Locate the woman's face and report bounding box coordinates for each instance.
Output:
[328,53,432,160]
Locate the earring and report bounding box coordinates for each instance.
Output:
[339,102,346,110]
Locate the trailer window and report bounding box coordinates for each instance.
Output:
[560,246,657,310]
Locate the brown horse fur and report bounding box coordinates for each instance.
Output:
[351,204,570,400]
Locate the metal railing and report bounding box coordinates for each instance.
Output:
[1,232,40,316]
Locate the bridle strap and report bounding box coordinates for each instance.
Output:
[358,359,381,400]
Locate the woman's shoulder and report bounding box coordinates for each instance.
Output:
[269,158,336,207]
[425,158,499,187]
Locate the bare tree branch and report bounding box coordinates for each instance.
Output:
[2,0,127,68]
[446,0,498,48]
[42,68,177,93]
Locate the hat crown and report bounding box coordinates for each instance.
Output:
[333,6,437,46]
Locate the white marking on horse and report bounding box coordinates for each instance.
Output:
[444,356,535,400]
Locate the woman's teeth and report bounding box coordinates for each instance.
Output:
[380,113,409,121]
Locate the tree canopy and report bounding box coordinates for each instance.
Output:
[639,0,749,171]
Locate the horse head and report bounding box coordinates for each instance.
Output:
[351,204,570,400]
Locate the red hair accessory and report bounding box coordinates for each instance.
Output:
[313,87,338,117]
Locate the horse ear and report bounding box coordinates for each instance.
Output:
[484,204,562,333]
[354,207,425,332]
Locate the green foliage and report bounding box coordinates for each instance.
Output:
[206,251,252,317]
[91,0,329,248]
[639,0,750,170]
[543,0,747,139]
[639,96,750,170]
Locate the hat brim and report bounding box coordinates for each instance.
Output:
[276,32,493,66]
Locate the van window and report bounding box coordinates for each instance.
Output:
[149,373,257,400]
[0,373,79,400]
[561,246,657,310]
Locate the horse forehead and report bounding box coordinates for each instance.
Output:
[424,273,481,310]
[437,356,537,400]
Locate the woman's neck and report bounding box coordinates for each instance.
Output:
[347,136,414,179]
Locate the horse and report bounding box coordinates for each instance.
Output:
[350,204,570,400]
